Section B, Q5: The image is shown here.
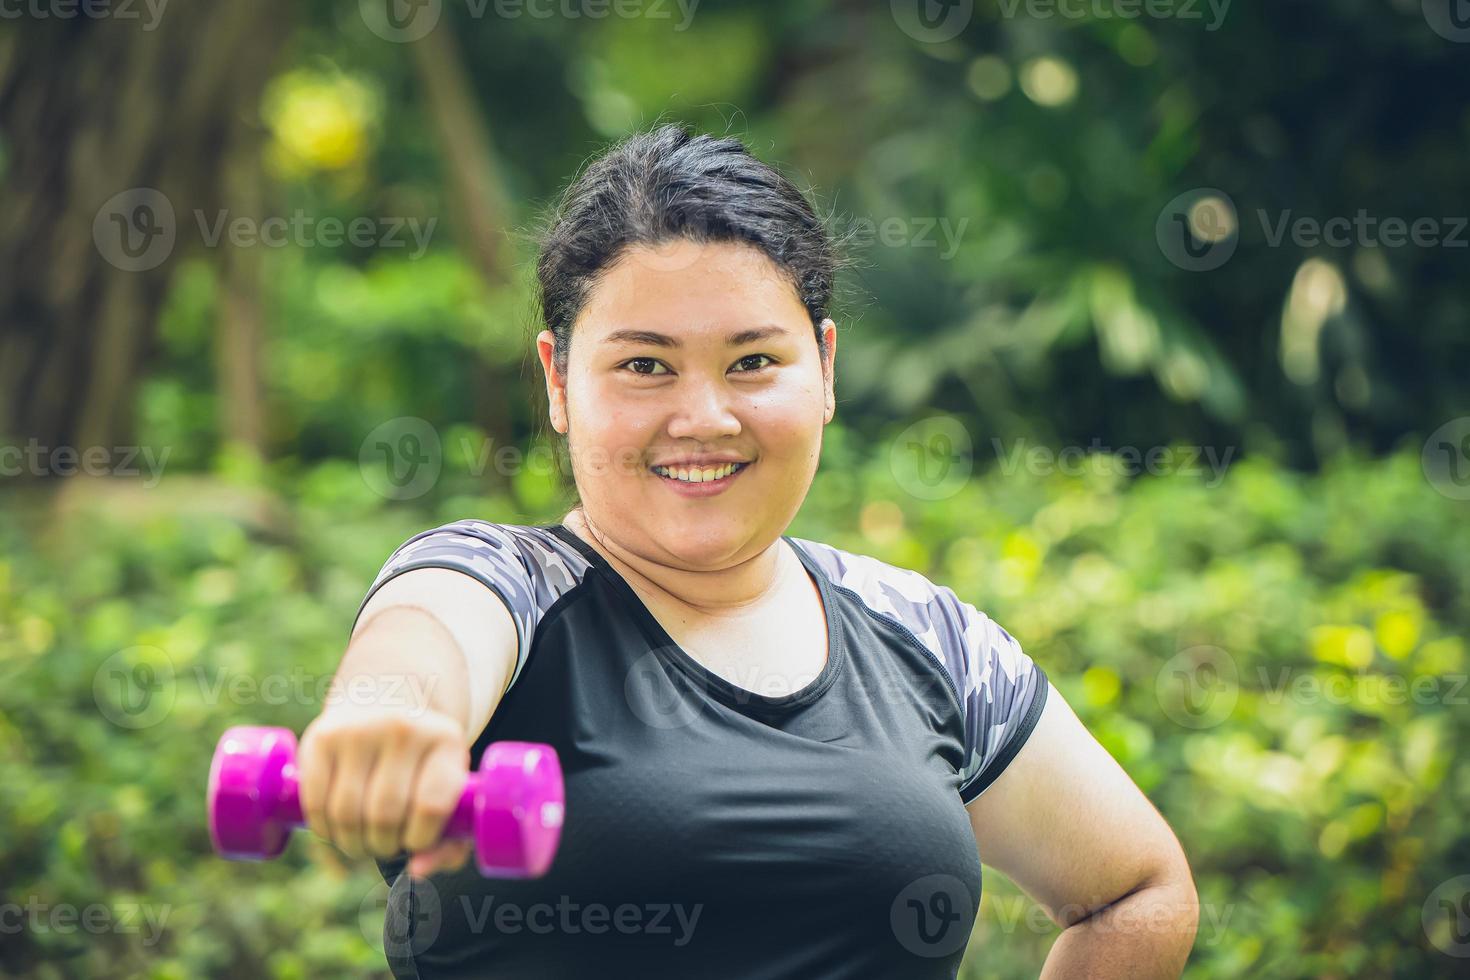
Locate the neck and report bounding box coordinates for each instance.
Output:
[561,508,792,618]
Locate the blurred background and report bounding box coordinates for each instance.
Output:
[2,1,1468,977]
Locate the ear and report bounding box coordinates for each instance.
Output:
[536,330,569,434]
[819,318,837,424]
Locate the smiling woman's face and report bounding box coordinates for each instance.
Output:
[537,238,836,569]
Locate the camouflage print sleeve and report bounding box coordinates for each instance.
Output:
[928,588,1049,804]
[351,520,568,697]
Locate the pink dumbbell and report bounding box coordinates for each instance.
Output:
[207,725,564,878]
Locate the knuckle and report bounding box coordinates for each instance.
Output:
[301,714,340,744]
[327,798,358,833]
[372,782,407,810]
[380,713,416,739]
[301,734,342,768]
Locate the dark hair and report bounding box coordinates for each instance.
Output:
[530,122,850,514]
[534,122,846,379]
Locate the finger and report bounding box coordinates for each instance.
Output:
[297,727,336,849]
[441,838,473,871]
[327,737,379,859]
[362,736,432,859]
[407,839,473,879]
[401,741,470,855]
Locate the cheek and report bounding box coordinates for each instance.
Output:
[742,384,825,449]
[572,389,661,473]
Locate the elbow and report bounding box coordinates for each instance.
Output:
[1061,851,1200,948]
[1152,852,1200,953]
[1181,867,1201,945]
[1136,825,1199,943]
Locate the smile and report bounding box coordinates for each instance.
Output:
[650,461,751,492]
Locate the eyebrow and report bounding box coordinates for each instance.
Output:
[601,325,789,348]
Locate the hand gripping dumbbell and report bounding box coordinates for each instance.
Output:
[207,725,564,878]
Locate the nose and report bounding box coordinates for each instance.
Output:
[664,373,743,442]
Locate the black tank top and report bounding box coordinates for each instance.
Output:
[353,521,1048,979]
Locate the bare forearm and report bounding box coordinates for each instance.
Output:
[1038,877,1198,980]
[328,605,472,737]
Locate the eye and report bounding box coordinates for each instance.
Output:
[620,357,669,376]
[732,353,775,373]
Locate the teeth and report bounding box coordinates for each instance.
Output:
[653,462,745,483]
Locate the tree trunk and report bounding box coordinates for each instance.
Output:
[408,29,518,469]
[217,110,271,458]
[0,5,288,475]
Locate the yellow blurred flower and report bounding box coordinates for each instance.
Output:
[1373,608,1421,660]
[1310,624,1375,669]
[1081,665,1121,706]
[263,69,380,177]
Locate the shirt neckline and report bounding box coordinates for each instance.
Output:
[544,523,845,715]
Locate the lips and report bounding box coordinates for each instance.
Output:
[649,458,752,490]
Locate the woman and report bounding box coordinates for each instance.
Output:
[298,123,1199,978]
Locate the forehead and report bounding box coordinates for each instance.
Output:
[576,239,808,341]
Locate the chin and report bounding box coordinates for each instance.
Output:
[650,523,751,566]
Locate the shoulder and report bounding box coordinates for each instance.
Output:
[786,534,1005,671]
[787,534,1048,801]
[384,519,589,582]
[364,519,596,619]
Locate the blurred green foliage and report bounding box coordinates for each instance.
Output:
[1,4,1462,464]
[4,1,1468,977]
[3,438,1467,977]
[102,0,1469,477]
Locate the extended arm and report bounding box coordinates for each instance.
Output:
[297,566,521,875]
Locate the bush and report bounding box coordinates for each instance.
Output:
[1,440,1464,978]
